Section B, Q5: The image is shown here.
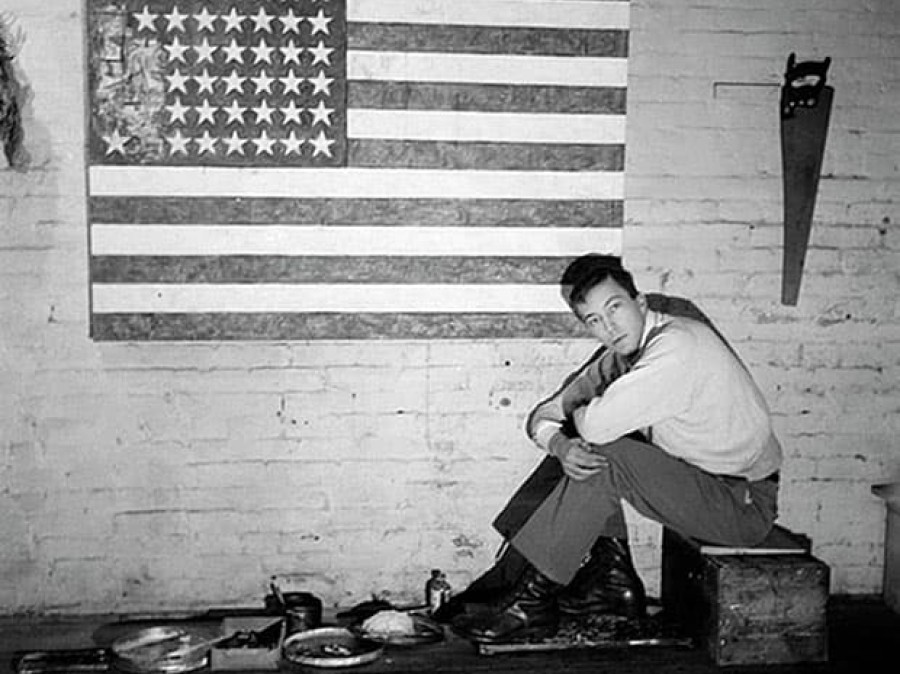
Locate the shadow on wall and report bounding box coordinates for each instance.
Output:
[0,12,56,176]
[0,13,27,170]
[645,293,746,367]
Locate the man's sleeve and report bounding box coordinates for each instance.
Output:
[526,348,617,451]
[572,328,694,445]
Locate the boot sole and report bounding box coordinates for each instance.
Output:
[559,604,646,619]
[461,623,559,644]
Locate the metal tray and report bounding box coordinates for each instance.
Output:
[282,627,383,668]
[109,626,210,674]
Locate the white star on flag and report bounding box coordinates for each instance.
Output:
[196,99,217,125]
[308,41,334,66]
[103,128,128,155]
[251,70,275,94]
[166,129,189,155]
[250,39,275,64]
[281,41,302,65]
[251,130,276,155]
[222,70,244,95]
[195,69,217,94]
[166,69,189,94]
[164,36,189,63]
[309,129,335,157]
[281,70,303,95]
[251,7,275,33]
[194,7,217,33]
[164,6,187,33]
[282,130,305,155]
[221,39,244,64]
[307,9,332,36]
[280,8,303,34]
[194,37,216,63]
[167,96,189,124]
[253,100,275,125]
[196,130,218,155]
[220,7,244,33]
[281,100,303,125]
[134,6,157,32]
[308,100,334,126]
[309,70,333,96]
[223,131,247,155]
[222,100,245,125]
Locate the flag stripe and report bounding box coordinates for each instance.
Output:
[347,109,625,144]
[89,197,624,228]
[92,312,584,341]
[89,166,625,200]
[90,225,622,257]
[348,140,623,171]
[348,51,627,87]
[91,255,573,284]
[347,0,630,31]
[91,284,571,313]
[347,82,626,115]
[348,22,628,58]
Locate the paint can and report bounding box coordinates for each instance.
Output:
[282,592,323,635]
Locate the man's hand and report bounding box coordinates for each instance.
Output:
[548,433,609,481]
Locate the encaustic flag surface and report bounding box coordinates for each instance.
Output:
[86,0,629,340]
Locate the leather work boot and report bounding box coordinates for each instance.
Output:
[432,544,528,624]
[558,537,647,618]
[453,563,563,643]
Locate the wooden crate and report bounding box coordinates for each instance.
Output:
[661,527,829,666]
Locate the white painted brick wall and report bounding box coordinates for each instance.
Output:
[1,0,898,614]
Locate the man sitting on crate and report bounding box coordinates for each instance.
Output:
[447,254,783,644]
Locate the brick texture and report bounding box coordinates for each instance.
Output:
[1,0,899,614]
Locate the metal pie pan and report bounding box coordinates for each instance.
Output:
[110,626,210,674]
[282,627,384,668]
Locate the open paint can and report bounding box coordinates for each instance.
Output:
[282,592,323,635]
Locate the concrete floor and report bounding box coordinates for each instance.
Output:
[2,596,898,673]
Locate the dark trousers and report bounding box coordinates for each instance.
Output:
[503,437,779,584]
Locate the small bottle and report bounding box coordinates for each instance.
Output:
[425,569,451,614]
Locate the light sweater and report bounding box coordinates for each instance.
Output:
[527,310,782,481]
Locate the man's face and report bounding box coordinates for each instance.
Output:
[574,277,648,356]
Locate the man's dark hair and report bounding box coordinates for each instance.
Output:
[560,254,639,309]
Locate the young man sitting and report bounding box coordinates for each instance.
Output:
[451,254,783,643]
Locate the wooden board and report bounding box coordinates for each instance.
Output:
[475,611,692,656]
[699,524,811,555]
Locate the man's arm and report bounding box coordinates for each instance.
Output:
[525,347,626,452]
[572,325,693,445]
[528,366,616,482]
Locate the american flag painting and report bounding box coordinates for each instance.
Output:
[86,0,629,340]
